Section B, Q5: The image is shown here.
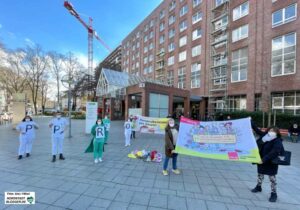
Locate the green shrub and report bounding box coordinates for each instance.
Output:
[215,111,300,129]
[72,114,85,120]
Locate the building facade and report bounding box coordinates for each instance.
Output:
[120,0,300,117]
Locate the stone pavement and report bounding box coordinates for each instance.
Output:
[0,117,300,210]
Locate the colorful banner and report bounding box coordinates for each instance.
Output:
[136,116,169,134]
[175,117,261,163]
[128,108,142,131]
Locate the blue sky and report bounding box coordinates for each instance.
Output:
[0,0,162,65]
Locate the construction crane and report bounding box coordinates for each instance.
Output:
[64,1,111,78]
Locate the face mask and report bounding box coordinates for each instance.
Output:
[169,123,175,127]
[268,131,277,138]
[25,119,30,122]
[105,116,108,119]
[97,121,101,125]
[128,119,131,122]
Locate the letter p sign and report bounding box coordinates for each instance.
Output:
[54,125,60,134]
[26,125,33,132]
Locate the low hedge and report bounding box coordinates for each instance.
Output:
[72,114,85,120]
[215,111,300,129]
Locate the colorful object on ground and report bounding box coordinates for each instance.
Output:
[128,149,162,163]
[136,116,169,134]
[175,117,261,163]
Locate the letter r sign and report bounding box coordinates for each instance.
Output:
[96,127,105,138]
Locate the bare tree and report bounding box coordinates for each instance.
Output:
[62,52,84,111]
[0,50,28,95]
[63,52,82,79]
[40,77,50,114]
[23,45,49,115]
[48,51,65,110]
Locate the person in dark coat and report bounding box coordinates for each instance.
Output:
[251,122,284,202]
[288,123,300,143]
[162,118,180,176]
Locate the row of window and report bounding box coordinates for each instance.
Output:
[126,30,297,82]
[272,92,300,115]
[161,0,202,19]
[167,63,201,89]
[124,1,296,50]
[166,11,202,27]
[215,95,247,112]
[123,1,203,51]
[217,32,296,83]
[214,91,300,115]
[167,45,201,65]
[232,2,297,28]
[123,27,202,67]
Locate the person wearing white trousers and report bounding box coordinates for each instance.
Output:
[16,115,39,159]
[49,111,68,162]
[124,119,133,147]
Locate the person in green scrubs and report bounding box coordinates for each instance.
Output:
[90,118,106,163]
[103,115,111,144]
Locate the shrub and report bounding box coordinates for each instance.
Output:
[215,111,300,129]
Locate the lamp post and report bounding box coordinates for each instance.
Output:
[61,74,74,138]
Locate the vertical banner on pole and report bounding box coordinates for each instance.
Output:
[85,102,98,134]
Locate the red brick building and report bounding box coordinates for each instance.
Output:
[119,0,300,118]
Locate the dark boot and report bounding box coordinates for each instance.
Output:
[26,153,30,157]
[269,192,277,202]
[52,155,56,162]
[59,154,65,160]
[251,185,262,193]
[18,155,22,160]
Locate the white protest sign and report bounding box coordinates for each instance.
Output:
[95,126,105,138]
[85,102,98,134]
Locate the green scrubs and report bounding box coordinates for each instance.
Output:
[103,118,111,143]
[86,124,105,159]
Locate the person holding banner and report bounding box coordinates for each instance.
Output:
[251,122,284,202]
[89,118,106,163]
[49,111,68,162]
[16,115,39,159]
[103,115,111,144]
[162,118,180,176]
[124,118,133,147]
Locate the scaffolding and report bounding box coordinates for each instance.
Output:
[155,48,166,82]
[208,0,230,115]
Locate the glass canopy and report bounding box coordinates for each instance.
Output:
[96,68,168,97]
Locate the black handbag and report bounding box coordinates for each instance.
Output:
[271,151,291,165]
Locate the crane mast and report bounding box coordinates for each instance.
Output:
[64,1,110,80]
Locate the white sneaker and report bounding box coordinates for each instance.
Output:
[94,159,98,164]
[98,158,102,162]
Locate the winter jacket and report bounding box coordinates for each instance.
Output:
[251,122,284,175]
[165,125,179,157]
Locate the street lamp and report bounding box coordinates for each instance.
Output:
[61,74,75,138]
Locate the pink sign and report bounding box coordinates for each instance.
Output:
[180,116,199,125]
[228,152,239,160]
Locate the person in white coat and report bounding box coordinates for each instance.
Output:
[16,115,39,159]
[124,118,133,147]
[49,111,68,162]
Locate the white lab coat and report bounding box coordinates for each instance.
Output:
[124,121,132,146]
[49,118,68,155]
[16,121,38,155]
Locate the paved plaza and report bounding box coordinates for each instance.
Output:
[0,117,300,210]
